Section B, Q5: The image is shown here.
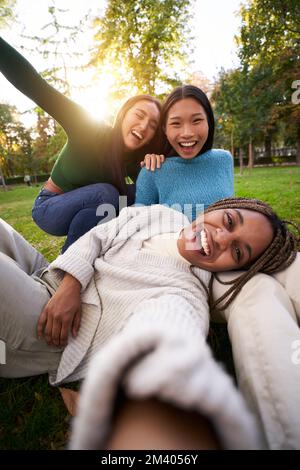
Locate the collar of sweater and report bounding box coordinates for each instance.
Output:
[142,230,190,265]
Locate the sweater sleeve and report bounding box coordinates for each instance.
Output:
[48,206,145,289]
[0,37,93,138]
[69,294,260,450]
[135,167,159,206]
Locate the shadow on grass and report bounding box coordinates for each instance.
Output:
[208,323,236,381]
[0,375,71,449]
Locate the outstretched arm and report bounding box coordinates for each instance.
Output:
[0,37,92,137]
[105,396,221,450]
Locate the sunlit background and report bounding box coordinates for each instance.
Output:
[0,0,242,127]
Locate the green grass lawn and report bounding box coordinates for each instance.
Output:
[0,185,68,450]
[0,184,64,261]
[234,166,300,225]
[0,165,299,449]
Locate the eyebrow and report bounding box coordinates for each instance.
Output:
[168,112,205,120]
[233,209,252,261]
[233,209,243,225]
[136,108,159,124]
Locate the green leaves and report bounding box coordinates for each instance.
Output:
[91,0,193,96]
[214,0,300,163]
[0,0,16,28]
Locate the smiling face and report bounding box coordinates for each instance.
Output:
[121,100,160,151]
[177,208,274,272]
[164,97,209,159]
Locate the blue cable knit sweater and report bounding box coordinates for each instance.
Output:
[135,149,234,221]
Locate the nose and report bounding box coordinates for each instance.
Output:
[181,123,194,138]
[214,228,230,251]
[139,118,149,132]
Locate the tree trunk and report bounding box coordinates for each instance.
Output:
[7,158,14,177]
[238,148,243,175]
[264,133,272,160]
[0,167,7,191]
[247,137,254,169]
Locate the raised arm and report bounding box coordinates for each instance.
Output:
[0,37,92,137]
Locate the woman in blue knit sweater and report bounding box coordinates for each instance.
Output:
[135,85,300,449]
[135,85,233,221]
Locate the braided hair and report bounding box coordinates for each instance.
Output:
[204,197,300,313]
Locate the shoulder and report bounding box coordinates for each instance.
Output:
[203,149,233,160]
[198,149,233,168]
[136,166,156,184]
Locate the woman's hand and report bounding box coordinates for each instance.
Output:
[37,273,82,348]
[140,154,165,171]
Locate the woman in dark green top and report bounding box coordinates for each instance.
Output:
[0,37,161,251]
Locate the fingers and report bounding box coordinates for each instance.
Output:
[44,312,54,346]
[142,154,165,171]
[37,307,48,340]
[143,154,151,170]
[151,154,159,171]
[59,320,70,348]
[37,306,71,348]
[72,308,81,338]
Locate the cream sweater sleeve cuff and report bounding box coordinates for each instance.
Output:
[49,252,94,290]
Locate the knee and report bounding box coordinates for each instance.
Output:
[97,183,120,209]
[31,205,66,236]
[84,184,120,211]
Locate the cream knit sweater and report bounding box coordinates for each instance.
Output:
[44,205,260,449]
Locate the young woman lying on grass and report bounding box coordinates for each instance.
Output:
[135,84,300,449]
[0,197,298,449]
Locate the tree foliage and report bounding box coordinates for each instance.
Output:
[213,0,300,164]
[237,0,300,162]
[0,103,59,177]
[0,0,16,28]
[0,3,87,177]
[0,104,32,177]
[238,0,300,65]
[91,0,193,96]
[20,5,89,96]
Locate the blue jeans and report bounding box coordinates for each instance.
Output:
[32,183,133,253]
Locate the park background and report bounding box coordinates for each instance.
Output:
[0,0,299,449]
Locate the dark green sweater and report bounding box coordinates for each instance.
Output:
[0,37,139,192]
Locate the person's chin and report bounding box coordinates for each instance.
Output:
[176,146,201,160]
[124,141,141,151]
[178,152,198,160]
[128,145,137,151]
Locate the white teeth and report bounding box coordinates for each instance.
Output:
[132,130,143,140]
[180,141,196,147]
[200,229,210,256]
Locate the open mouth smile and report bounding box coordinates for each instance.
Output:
[195,228,211,256]
[131,130,143,141]
[179,141,197,148]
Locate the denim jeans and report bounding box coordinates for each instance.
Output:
[32,183,134,253]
